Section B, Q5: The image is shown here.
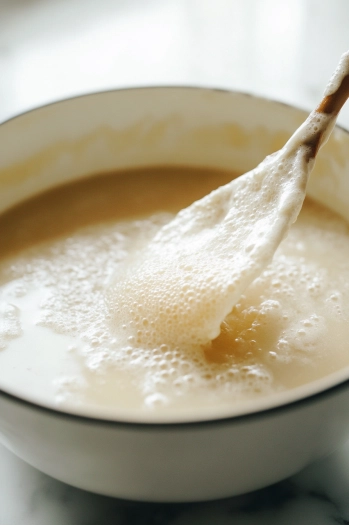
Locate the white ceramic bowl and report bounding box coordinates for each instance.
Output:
[1,88,349,502]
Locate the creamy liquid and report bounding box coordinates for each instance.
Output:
[1,167,349,418]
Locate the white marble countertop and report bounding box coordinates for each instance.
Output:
[1,0,349,523]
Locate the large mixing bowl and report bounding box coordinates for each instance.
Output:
[1,87,349,501]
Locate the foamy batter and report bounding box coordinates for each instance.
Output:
[110,51,349,353]
[1,167,349,417]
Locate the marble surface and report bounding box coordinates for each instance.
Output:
[1,0,349,523]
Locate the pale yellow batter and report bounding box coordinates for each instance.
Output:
[0,167,349,417]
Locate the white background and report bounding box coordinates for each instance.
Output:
[0,0,349,126]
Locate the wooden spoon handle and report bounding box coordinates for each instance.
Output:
[317,73,349,115]
[304,65,349,161]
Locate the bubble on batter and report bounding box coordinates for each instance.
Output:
[0,302,21,350]
[54,375,87,405]
[145,393,169,409]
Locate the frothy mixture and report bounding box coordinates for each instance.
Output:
[110,52,349,353]
[109,151,309,350]
[1,167,349,418]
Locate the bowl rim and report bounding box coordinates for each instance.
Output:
[1,85,349,428]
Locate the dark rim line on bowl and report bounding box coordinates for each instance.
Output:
[0,86,349,429]
[3,84,349,133]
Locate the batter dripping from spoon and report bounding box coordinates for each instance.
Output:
[110,52,349,351]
